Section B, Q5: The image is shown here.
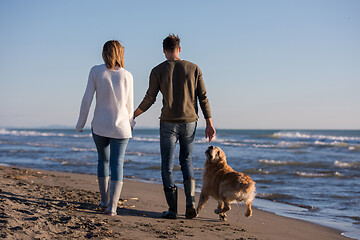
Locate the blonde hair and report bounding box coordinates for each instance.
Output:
[102,40,124,69]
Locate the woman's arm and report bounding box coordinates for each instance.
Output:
[76,69,95,132]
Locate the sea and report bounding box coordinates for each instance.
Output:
[0,128,359,239]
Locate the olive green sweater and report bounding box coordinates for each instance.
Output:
[138,59,212,123]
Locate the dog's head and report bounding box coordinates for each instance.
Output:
[205,146,226,164]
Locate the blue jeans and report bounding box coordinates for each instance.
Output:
[160,122,197,190]
[92,132,129,181]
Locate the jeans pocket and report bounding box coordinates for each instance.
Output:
[160,122,177,137]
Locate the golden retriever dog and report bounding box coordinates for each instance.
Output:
[196,146,256,221]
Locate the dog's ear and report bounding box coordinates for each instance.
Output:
[217,148,226,160]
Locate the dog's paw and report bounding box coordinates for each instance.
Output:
[219,213,227,221]
[245,210,252,218]
[214,209,220,214]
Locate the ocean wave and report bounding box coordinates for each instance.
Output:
[195,136,251,147]
[5,149,48,154]
[145,165,174,171]
[278,141,308,149]
[0,140,60,148]
[199,139,304,149]
[195,136,232,144]
[144,165,203,171]
[44,157,96,166]
[0,128,65,137]
[222,142,248,147]
[126,151,160,156]
[314,141,349,148]
[71,147,96,152]
[215,137,359,151]
[0,128,89,138]
[257,193,299,200]
[348,145,360,152]
[295,171,343,178]
[334,160,360,169]
[259,159,332,169]
[253,141,312,149]
[257,193,318,211]
[259,159,306,166]
[272,131,360,142]
[244,168,270,175]
[252,144,277,148]
[132,137,160,142]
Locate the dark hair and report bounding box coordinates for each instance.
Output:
[163,34,180,52]
[102,40,124,69]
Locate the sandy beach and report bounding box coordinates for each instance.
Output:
[0,166,352,240]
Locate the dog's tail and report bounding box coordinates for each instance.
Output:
[244,181,256,204]
[246,181,256,193]
[233,181,256,203]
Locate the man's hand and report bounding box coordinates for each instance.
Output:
[205,118,216,142]
[134,108,144,119]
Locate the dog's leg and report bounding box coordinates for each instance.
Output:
[196,192,209,216]
[216,199,231,214]
[214,201,224,214]
[215,199,230,221]
[219,213,227,221]
[245,199,253,217]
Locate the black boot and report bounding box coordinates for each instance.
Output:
[184,178,197,219]
[162,186,178,219]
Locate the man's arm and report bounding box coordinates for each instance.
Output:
[195,67,215,142]
[137,69,160,114]
[205,118,216,142]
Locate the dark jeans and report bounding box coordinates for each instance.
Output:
[160,122,197,190]
[92,131,129,181]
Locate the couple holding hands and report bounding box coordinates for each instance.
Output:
[76,34,216,218]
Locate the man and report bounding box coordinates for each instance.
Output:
[134,34,216,219]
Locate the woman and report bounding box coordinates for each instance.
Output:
[76,40,134,216]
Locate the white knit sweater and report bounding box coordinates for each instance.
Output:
[76,64,134,139]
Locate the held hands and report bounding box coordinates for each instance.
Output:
[131,119,136,132]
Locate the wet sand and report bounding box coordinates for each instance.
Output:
[0,166,352,240]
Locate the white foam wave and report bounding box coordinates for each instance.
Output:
[258,159,306,166]
[348,145,360,151]
[44,157,96,166]
[273,131,360,142]
[278,141,307,148]
[195,136,229,144]
[258,159,311,166]
[222,142,248,147]
[296,171,343,178]
[314,141,349,148]
[253,144,277,148]
[61,161,97,166]
[1,140,60,148]
[132,137,160,142]
[126,151,159,156]
[259,159,286,165]
[0,128,64,137]
[334,160,360,168]
[71,147,96,152]
[0,128,88,138]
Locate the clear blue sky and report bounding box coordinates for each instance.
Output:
[0,0,359,129]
